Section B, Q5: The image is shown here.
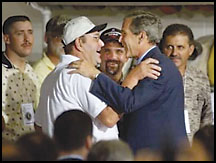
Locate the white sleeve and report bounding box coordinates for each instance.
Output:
[69,73,107,119]
[34,105,42,127]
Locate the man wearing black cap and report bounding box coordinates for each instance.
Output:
[35,16,120,142]
[159,23,213,144]
[99,28,128,83]
[99,28,129,140]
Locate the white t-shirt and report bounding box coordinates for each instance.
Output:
[35,55,118,142]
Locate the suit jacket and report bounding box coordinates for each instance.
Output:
[90,47,189,153]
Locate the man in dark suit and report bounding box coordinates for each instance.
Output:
[68,10,189,153]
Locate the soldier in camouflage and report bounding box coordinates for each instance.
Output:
[160,23,213,144]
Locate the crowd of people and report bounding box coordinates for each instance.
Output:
[2,10,214,161]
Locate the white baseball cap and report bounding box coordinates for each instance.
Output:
[62,16,107,46]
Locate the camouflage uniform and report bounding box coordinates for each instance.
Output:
[183,64,213,144]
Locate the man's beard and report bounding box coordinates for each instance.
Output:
[105,60,121,75]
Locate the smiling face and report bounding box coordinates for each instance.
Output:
[163,34,194,72]
[4,21,34,58]
[81,31,104,66]
[100,41,127,76]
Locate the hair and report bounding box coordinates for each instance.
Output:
[54,109,93,151]
[46,15,71,37]
[192,124,214,161]
[2,139,30,161]
[159,23,199,60]
[161,23,194,46]
[124,10,162,44]
[16,132,58,161]
[87,139,134,161]
[63,36,86,54]
[3,15,31,35]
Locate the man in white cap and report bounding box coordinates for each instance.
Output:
[34,16,120,142]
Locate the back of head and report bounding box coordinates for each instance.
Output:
[54,110,93,152]
[2,139,30,161]
[3,15,31,35]
[192,125,214,161]
[125,10,162,44]
[135,148,162,161]
[16,132,57,161]
[46,15,71,38]
[87,139,134,161]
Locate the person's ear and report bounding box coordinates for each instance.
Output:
[189,44,195,56]
[44,33,48,44]
[85,135,93,150]
[138,31,146,44]
[124,56,129,62]
[74,38,82,52]
[3,34,10,45]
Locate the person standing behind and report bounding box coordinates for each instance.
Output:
[54,110,93,161]
[34,16,120,142]
[159,24,213,144]
[68,11,189,153]
[99,28,128,139]
[32,15,71,87]
[2,15,40,141]
[192,124,214,161]
[16,132,58,161]
[99,28,128,83]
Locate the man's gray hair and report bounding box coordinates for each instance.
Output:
[125,10,162,44]
[87,140,134,161]
[46,15,71,37]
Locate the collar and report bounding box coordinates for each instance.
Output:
[136,45,156,65]
[2,52,13,69]
[60,54,80,64]
[42,52,56,69]
[2,52,29,70]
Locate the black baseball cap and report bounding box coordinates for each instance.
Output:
[100,28,122,44]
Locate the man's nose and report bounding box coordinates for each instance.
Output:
[99,39,104,47]
[107,52,117,60]
[171,48,178,56]
[24,33,30,42]
[119,35,123,43]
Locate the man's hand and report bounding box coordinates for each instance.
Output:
[34,123,43,133]
[122,58,161,89]
[67,59,101,80]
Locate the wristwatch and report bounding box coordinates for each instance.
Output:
[94,73,100,79]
